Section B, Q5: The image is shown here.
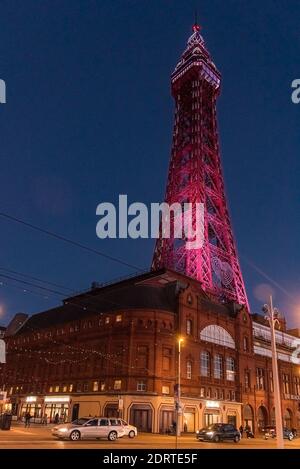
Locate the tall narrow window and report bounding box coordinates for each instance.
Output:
[283,374,290,394]
[187,360,192,379]
[226,357,235,381]
[186,319,192,335]
[256,368,265,390]
[269,371,274,393]
[200,351,210,377]
[244,370,251,390]
[214,354,223,379]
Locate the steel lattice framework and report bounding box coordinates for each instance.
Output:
[152,24,249,310]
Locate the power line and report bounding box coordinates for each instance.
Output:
[0,266,75,294]
[0,211,143,272]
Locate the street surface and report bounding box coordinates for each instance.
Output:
[0,424,299,449]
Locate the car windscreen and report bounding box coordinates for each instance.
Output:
[71,418,90,426]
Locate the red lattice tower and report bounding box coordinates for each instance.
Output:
[152,23,249,309]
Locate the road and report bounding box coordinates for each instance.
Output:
[0,425,299,449]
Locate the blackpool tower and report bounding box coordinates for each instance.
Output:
[152,22,249,310]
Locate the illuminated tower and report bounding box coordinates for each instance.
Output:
[152,22,249,309]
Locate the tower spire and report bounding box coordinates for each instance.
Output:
[152,25,249,310]
[193,9,201,32]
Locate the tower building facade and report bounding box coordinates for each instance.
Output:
[152,23,249,310]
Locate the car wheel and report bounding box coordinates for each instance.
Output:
[70,430,81,441]
[234,435,240,443]
[108,431,118,441]
[213,435,220,443]
[128,430,135,439]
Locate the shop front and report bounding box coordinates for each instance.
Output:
[20,396,43,422]
[44,395,70,423]
[0,391,11,414]
[203,400,222,426]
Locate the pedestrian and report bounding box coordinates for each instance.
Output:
[239,425,244,438]
[24,412,31,428]
[54,413,59,424]
[42,413,48,425]
[245,424,251,439]
[184,421,188,433]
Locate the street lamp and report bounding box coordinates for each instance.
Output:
[176,337,184,438]
[262,296,284,449]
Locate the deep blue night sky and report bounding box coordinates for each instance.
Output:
[0,0,299,327]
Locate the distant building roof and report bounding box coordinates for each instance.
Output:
[15,270,181,334]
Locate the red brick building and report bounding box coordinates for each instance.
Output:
[1,269,299,433]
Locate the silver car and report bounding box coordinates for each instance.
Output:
[120,419,138,438]
[52,417,126,441]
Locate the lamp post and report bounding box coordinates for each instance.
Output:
[263,296,284,449]
[176,337,184,438]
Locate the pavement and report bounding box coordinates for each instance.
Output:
[0,424,299,449]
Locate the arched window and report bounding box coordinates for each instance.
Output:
[214,354,223,379]
[200,325,235,349]
[187,360,192,379]
[186,319,193,335]
[200,351,210,377]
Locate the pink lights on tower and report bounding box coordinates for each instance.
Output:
[152,23,249,310]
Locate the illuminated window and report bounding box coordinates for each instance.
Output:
[116,315,122,322]
[214,355,223,379]
[162,385,170,395]
[226,357,235,381]
[186,319,192,335]
[187,360,192,379]
[54,385,59,393]
[62,385,67,393]
[283,374,290,394]
[200,387,205,398]
[114,380,121,390]
[200,325,235,349]
[256,368,265,390]
[49,386,53,393]
[93,381,99,392]
[243,336,249,352]
[244,370,251,389]
[200,351,210,377]
[100,382,105,391]
[294,376,300,396]
[69,384,73,392]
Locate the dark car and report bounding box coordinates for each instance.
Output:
[196,423,241,443]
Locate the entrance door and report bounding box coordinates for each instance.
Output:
[183,412,195,432]
[132,409,151,432]
[227,415,237,427]
[161,410,174,433]
[72,404,79,422]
